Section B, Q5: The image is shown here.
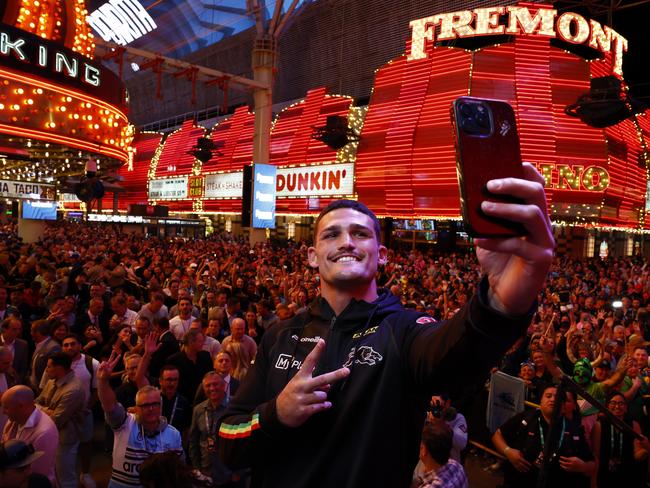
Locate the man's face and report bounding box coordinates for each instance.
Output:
[45,359,65,380]
[135,320,150,339]
[206,292,217,307]
[190,333,205,353]
[594,366,610,382]
[178,300,192,318]
[90,285,103,298]
[160,369,179,396]
[135,390,162,425]
[203,375,226,404]
[125,357,140,381]
[540,387,557,418]
[89,300,103,316]
[231,321,245,340]
[214,353,232,375]
[634,348,649,369]
[216,293,227,307]
[2,319,22,341]
[207,320,221,338]
[308,208,387,290]
[112,299,126,316]
[170,281,179,296]
[62,338,81,359]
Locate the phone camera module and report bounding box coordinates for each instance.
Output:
[458,101,492,136]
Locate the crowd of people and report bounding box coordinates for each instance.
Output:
[1,203,647,487]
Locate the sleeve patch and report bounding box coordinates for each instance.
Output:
[416,316,437,325]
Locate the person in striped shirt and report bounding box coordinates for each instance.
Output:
[97,351,183,488]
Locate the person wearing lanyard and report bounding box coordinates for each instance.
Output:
[158,365,192,437]
[189,372,242,486]
[592,391,650,487]
[492,384,595,488]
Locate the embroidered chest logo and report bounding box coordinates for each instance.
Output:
[342,346,383,368]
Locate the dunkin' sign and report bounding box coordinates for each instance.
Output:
[276,163,354,197]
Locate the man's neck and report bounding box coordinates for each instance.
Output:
[163,390,176,400]
[141,420,160,433]
[422,456,441,475]
[185,348,197,361]
[179,314,191,321]
[320,281,378,316]
[209,398,221,409]
[18,405,36,426]
[72,353,82,362]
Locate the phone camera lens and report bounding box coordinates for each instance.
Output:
[460,103,474,117]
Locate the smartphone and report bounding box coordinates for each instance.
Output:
[451,96,527,237]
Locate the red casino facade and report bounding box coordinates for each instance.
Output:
[120,3,650,253]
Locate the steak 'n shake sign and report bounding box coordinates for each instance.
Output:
[408,5,628,75]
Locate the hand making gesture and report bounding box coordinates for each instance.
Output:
[276,339,350,428]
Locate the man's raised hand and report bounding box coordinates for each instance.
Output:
[475,163,555,315]
[276,339,349,428]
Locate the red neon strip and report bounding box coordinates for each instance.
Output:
[0,67,128,120]
[0,123,127,161]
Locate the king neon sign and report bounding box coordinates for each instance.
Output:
[408,5,628,76]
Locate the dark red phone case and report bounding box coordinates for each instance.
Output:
[451,97,527,238]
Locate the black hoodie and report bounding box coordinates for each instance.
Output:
[218,278,532,487]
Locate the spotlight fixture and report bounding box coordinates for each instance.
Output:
[565,76,646,128]
[311,115,360,150]
[187,137,223,164]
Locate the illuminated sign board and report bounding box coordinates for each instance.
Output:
[252,164,277,229]
[408,5,628,75]
[197,162,355,200]
[0,180,55,200]
[148,177,188,199]
[204,172,243,199]
[276,162,354,197]
[537,164,610,192]
[188,176,204,199]
[87,0,158,46]
[0,26,100,86]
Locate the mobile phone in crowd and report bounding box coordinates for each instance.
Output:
[451,96,527,238]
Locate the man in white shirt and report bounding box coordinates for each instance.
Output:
[1,385,59,484]
[109,295,137,334]
[136,292,169,325]
[221,318,257,370]
[170,298,194,342]
[213,350,239,407]
[0,346,18,432]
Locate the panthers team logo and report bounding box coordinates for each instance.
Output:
[342,346,383,368]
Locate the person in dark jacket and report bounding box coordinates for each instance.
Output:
[218,176,554,488]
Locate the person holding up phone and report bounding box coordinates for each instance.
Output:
[218,141,554,485]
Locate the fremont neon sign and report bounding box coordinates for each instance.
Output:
[408,5,628,75]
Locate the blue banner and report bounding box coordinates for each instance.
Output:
[252,164,277,229]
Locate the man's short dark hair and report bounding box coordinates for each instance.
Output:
[48,352,72,370]
[0,316,20,331]
[32,319,51,337]
[160,364,179,377]
[421,422,453,466]
[61,334,82,344]
[154,317,170,330]
[314,199,381,242]
[227,296,240,308]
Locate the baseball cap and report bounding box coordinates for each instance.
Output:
[189,263,198,268]
[595,359,611,369]
[0,440,44,470]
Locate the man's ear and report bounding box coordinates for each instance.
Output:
[307,246,319,269]
[377,245,388,266]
